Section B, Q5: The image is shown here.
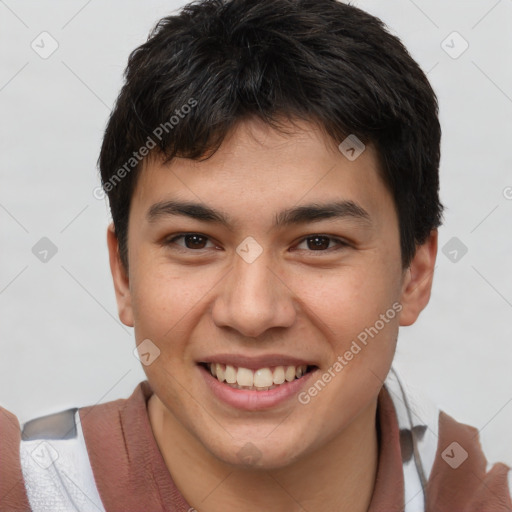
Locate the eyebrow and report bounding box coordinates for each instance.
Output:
[146,199,372,228]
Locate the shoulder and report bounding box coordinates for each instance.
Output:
[18,405,106,512]
[385,367,512,511]
[0,405,31,511]
[13,380,153,512]
[0,387,138,512]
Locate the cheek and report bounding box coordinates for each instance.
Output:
[291,263,402,395]
[293,262,401,333]
[130,259,218,344]
[129,266,200,398]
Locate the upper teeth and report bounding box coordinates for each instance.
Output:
[208,363,308,389]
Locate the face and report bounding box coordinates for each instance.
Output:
[108,117,436,469]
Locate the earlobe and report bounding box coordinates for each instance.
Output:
[399,230,438,326]
[106,223,134,327]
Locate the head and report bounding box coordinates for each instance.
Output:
[100,0,442,468]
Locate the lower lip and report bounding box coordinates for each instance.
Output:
[198,364,317,411]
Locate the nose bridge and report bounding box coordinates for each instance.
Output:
[212,245,296,337]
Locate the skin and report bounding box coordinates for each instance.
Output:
[107,117,437,511]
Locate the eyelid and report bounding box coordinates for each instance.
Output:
[293,234,349,252]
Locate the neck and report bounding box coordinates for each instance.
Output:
[148,395,379,512]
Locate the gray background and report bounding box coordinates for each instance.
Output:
[1,0,511,465]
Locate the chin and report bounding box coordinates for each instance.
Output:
[206,434,307,470]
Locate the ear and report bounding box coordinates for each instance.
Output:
[106,223,134,327]
[399,230,438,326]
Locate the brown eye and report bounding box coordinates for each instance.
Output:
[306,236,330,250]
[183,234,208,249]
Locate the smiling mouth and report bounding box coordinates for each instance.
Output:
[199,362,317,391]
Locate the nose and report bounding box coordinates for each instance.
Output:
[211,249,297,338]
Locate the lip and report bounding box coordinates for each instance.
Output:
[197,353,316,371]
[198,363,318,411]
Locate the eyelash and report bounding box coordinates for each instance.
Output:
[163,233,349,254]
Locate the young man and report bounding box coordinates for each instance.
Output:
[1,0,511,510]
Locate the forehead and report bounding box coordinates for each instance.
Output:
[130,118,395,230]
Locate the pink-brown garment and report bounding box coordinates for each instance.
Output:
[425,410,512,512]
[0,407,31,512]
[367,385,406,511]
